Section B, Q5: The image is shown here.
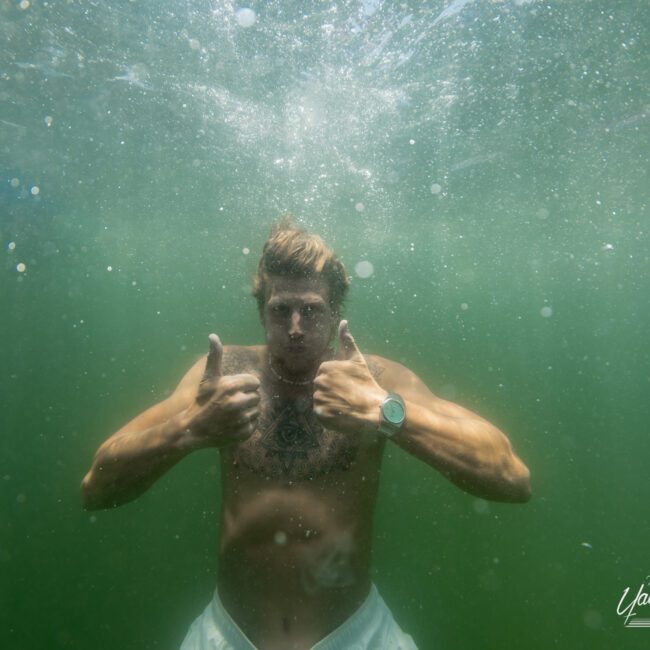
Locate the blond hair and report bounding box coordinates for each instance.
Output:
[252,217,350,315]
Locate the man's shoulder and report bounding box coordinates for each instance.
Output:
[222,344,265,374]
[176,345,264,395]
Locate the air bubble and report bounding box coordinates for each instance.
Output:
[235,7,256,27]
[7,242,16,251]
[460,303,468,311]
[16,263,26,273]
[274,530,287,545]
[540,306,553,318]
[355,202,365,212]
[473,499,490,515]
[10,178,20,188]
[430,183,442,195]
[242,247,250,255]
[30,186,40,195]
[44,116,53,127]
[354,260,374,279]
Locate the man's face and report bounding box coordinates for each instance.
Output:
[262,274,336,372]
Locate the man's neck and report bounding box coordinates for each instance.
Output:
[264,348,331,398]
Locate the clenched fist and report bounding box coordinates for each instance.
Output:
[182,333,261,448]
[313,321,386,435]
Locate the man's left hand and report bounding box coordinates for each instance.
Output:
[313,320,386,435]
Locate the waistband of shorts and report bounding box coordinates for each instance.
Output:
[312,583,383,650]
[210,588,258,649]
[211,583,383,650]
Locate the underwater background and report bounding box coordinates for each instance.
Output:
[1,1,649,648]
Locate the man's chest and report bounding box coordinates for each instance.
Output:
[231,392,363,481]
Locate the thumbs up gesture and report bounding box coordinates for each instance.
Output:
[183,333,261,448]
[313,321,386,435]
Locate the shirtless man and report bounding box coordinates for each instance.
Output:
[81,219,531,650]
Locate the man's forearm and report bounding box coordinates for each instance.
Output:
[391,400,531,503]
[81,412,197,510]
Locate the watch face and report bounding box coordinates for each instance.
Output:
[384,398,405,424]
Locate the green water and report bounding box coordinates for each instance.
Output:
[2,0,649,648]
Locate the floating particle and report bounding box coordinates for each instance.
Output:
[540,306,553,318]
[354,260,374,279]
[10,178,20,188]
[355,202,365,212]
[7,242,16,251]
[274,530,287,545]
[581,541,593,550]
[189,38,200,50]
[107,266,113,272]
[30,186,40,195]
[235,7,256,27]
[16,262,26,273]
[583,609,602,629]
[460,302,469,311]
[601,243,614,252]
[473,499,490,515]
[430,183,442,195]
[242,247,250,255]
[44,116,53,127]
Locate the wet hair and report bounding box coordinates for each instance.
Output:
[252,216,350,316]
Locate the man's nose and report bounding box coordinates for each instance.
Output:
[288,311,304,338]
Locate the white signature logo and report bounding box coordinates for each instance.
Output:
[617,576,650,627]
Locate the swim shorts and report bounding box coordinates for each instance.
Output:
[180,583,418,649]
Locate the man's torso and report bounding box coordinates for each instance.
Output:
[213,345,387,649]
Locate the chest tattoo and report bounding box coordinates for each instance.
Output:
[233,395,359,480]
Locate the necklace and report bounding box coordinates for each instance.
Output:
[268,356,314,386]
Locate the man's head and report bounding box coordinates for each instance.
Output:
[253,218,350,373]
[252,217,350,319]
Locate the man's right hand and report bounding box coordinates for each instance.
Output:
[182,333,261,448]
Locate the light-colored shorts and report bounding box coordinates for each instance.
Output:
[180,583,418,650]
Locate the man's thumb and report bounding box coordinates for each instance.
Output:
[204,333,223,379]
[338,320,362,361]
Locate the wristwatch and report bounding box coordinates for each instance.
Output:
[378,393,406,437]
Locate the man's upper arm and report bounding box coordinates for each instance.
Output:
[368,354,487,423]
[113,356,206,436]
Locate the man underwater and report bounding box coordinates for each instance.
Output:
[82,218,531,650]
